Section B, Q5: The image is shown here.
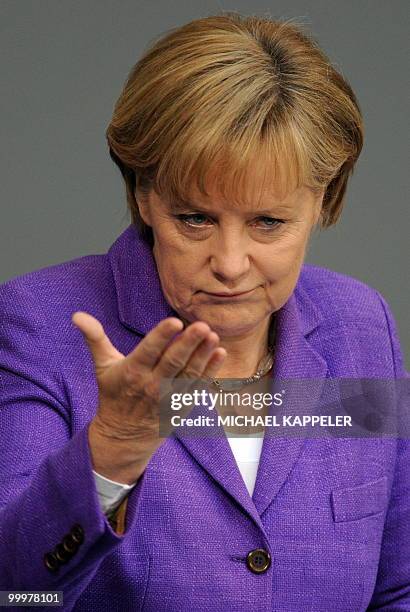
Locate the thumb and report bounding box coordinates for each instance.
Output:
[71,311,124,371]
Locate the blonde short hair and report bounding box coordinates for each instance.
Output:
[106,12,364,246]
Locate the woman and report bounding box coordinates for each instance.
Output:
[0,12,408,611]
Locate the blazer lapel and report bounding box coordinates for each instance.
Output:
[251,288,329,517]
[172,406,265,528]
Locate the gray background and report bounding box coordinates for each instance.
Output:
[0,1,408,369]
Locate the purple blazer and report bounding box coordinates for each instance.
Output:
[0,224,408,611]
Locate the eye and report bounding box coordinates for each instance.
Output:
[255,217,285,231]
[175,213,210,227]
[174,213,285,231]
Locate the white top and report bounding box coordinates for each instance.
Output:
[94,431,265,516]
[226,432,265,496]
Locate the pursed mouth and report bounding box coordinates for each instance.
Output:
[202,288,255,297]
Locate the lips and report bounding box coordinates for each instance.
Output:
[204,289,254,297]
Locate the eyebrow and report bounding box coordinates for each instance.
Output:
[168,199,294,215]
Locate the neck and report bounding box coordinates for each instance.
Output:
[210,315,274,379]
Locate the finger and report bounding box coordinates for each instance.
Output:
[71,311,124,370]
[131,317,185,370]
[167,347,227,423]
[176,346,227,404]
[153,321,212,378]
[176,332,220,378]
[202,348,227,378]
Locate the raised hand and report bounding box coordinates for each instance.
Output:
[72,312,226,484]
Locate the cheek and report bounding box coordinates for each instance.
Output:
[262,231,308,281]
[154,243,199,294]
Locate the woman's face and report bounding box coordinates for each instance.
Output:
[137,172,323,338]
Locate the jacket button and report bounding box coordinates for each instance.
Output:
[54,543,72,564]
[44,552,60,573]
[70,524,85,544]
[246,548,271,574]
[62,534,78,553]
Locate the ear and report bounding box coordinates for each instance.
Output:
[312,189,325,227]
[135,191,152,227]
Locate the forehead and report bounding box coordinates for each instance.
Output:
[166,182,309,214]
[184,163,301,204]
[152,150,315,214]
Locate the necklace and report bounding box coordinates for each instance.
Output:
[204,315,277,391]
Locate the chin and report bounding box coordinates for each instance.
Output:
[191,305,260,334]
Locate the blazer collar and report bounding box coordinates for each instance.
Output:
[108,224,324,339]
[108,224,176,335]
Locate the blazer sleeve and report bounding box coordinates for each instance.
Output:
[0,281,144,608]
[367,291,410,609]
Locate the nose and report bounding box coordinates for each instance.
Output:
[209,230,251,283]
